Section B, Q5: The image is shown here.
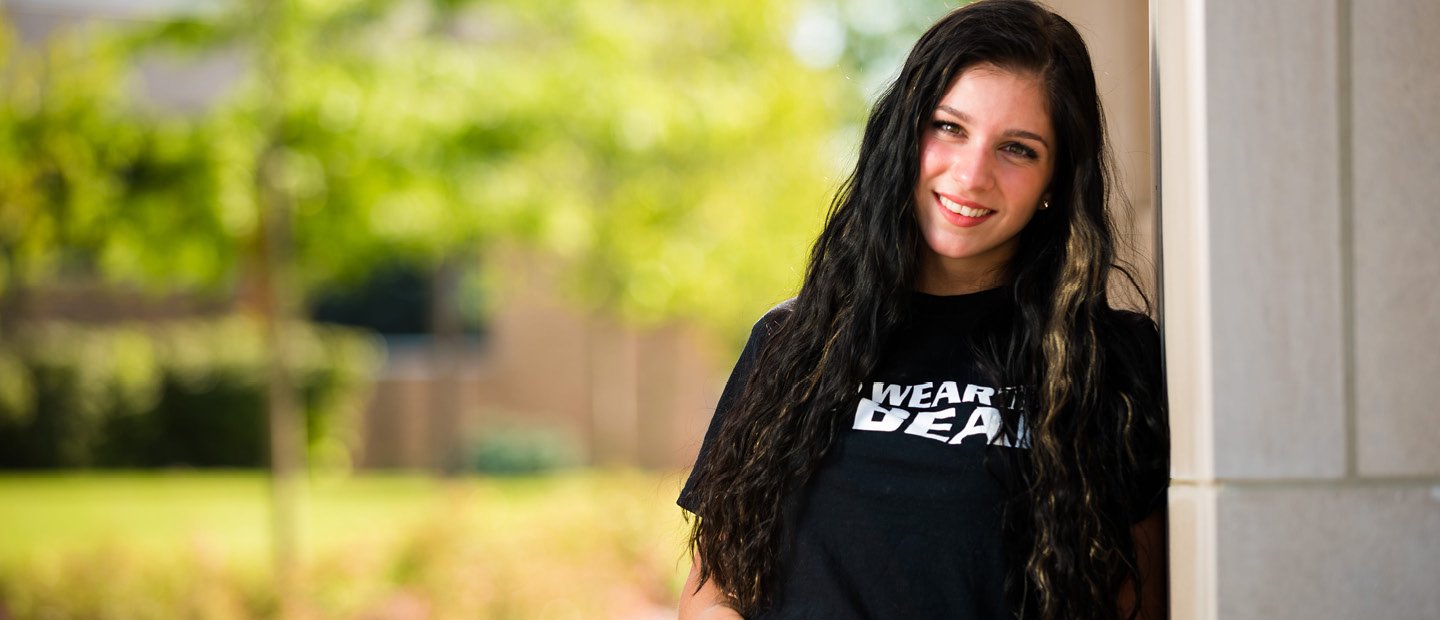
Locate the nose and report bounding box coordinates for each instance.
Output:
[948,145,995,193]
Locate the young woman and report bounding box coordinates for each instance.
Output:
[677,1,1168,619]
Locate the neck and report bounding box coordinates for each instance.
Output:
[915,254,1009,296]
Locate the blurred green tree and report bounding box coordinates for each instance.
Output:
[0,18,239,325]
[1,0,960,340]
[228,0,852,340]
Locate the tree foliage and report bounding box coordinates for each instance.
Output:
[1,0,954,342]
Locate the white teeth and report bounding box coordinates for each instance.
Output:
[938,195,993,218]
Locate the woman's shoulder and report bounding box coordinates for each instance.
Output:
[727,298,797,373]
[761,297,796,322]
[748,297,796,344]
[1097,307,1163,387]
[1099,308,1160,351]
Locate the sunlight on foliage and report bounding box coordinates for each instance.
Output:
[0,0,956,345]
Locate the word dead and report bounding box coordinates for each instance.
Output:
[852,381,1030,448]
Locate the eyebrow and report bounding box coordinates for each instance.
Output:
[937,105,1050,149]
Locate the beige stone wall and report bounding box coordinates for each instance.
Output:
[1048,0,1158,306]
[1155,1,1440,618]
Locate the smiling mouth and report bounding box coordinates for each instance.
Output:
[937,194,994,218]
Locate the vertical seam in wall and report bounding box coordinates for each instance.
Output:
[1187,0,1214,485]
[1337,0,1357,479]
[1150,0,1166,389]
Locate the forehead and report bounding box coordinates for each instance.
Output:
[936,64,1052,135]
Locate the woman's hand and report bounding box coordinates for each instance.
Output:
[678,550,745,620]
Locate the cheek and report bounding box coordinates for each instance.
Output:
[916,139,950,180]
[998,166,1049,203]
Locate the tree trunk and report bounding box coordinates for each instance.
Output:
[254,0,304,616]
[430,255,463,474]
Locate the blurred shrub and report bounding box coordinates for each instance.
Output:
[0,317,382,468]
[466,427,581,475]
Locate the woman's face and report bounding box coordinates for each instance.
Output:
[912,63,1055,293]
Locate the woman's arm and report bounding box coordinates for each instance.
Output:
[1117,507,1168,619]
[679,549,745,620]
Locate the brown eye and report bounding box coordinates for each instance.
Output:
[932,120,962,136]
[1002,143,1039,160]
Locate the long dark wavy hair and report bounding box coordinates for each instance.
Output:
[685,1,1167,618]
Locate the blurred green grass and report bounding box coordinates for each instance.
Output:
[0,470,692,619]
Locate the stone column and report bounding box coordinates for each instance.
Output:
[1153,1,1440,618]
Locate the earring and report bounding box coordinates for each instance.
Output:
[1041,200,1050,210]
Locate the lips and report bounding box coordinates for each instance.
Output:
[934,192,994,227]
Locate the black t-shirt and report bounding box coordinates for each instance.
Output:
[679,288,1168,620]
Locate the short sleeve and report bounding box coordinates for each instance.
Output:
[1110,311,1170,524]
[677,300,793,514]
